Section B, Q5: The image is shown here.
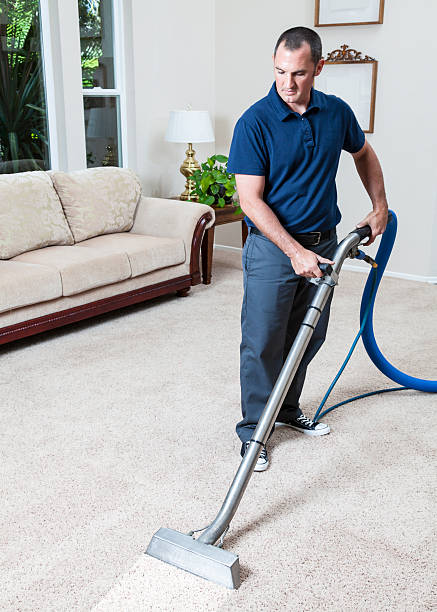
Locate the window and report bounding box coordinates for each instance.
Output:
[0,0,50,173]
[79,0,121,168]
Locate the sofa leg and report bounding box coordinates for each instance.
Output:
[176,287,191,297]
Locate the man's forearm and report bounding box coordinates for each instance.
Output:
[239,195,334,278]
[354,147,388,212]
[240,197,303,258]
[353,145,389,243]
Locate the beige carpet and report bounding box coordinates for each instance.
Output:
[1,248,436,612]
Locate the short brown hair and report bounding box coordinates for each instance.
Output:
[274,27,322,67]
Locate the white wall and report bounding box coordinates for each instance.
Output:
[130,0,215,198]
[129,0,436,280]
[214,0,437,281]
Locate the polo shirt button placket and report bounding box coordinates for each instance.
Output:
[301,116,314,148]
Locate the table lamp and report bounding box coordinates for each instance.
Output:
[165,109,215,200]
[86,106,118,166]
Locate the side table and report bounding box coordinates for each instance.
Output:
[171,197,247,284]
[201,204,247,284]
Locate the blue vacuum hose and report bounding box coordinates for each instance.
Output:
[360,210,437,392]
[313,209,436,423]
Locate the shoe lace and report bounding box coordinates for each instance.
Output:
[297,415,314,427]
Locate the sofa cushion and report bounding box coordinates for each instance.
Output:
[50,167,142,243]
[13,246,131,297]
[0,171,74,259]
[75,233,186,278]
[0,260,62,314]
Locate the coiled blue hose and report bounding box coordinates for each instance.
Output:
[360,210,437,392]
[313,209,436,423]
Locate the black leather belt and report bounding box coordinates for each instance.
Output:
[250,226,335,246]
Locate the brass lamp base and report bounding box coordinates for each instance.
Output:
[179,143,200,201]
[102,144,117,167]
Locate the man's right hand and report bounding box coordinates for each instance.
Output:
[233,175,335,277]
[289,247,334,278]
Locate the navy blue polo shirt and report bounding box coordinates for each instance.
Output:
[227,83,365,233]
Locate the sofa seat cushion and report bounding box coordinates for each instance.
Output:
[0,171,74,259]
[0,261,62,314]
[50,167,142,242]
[13,246,131,297]
[75,233,186,278]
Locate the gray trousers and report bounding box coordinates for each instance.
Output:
[237,227,338,444]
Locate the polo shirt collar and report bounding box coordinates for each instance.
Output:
[267,82,323,121]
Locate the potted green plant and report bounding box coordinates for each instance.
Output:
[188,154,242,214]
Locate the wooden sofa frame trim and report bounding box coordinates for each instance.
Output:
[0,211,213,345]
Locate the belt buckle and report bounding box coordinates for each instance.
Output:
[310,231,321,246]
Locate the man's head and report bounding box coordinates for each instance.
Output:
[273,27,324,108]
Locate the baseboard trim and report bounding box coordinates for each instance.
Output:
[215,244,241,253]
[341,263,437,284]
[214,244,437,284]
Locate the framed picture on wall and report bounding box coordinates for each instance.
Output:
[315,45,377,133]
[315,0,385,27]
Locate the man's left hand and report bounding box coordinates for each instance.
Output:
[356,207,388,246]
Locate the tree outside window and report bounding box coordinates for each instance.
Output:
[0,0,49,173]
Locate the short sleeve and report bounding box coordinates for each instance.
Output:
[227,117,267,175]
[339,99,365,154]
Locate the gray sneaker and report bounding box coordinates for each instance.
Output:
[241,441,269,471]
[276,414,330,436]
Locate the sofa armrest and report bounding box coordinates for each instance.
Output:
[130,196,215,239]
[130,196,215,285]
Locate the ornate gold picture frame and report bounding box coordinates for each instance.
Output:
[315,0,385,27]
[315,45,378,133]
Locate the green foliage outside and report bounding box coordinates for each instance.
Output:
[189,155,242,214]
[79,0,103,88]
[0,0,49,172]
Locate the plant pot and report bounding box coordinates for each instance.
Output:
[208,185,234,207]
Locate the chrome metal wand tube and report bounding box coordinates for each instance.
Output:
[198,230,363,546]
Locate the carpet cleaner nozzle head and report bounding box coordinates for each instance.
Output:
[146,527,240,589]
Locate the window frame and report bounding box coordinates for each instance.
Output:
[39,0,131,171]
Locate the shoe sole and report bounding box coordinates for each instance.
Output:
[276,422,330,436]
[254,460,269,472]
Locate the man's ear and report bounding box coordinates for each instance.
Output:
[314,58,324,77]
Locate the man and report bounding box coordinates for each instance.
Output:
[227,27,388,471]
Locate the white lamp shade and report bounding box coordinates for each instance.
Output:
[165,110,215,143]
[87,107,116,138]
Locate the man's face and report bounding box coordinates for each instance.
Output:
[273,41,324,108]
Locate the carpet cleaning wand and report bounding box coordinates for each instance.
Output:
[146,220,376,589]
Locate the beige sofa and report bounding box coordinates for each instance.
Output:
[0,167,214,345]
